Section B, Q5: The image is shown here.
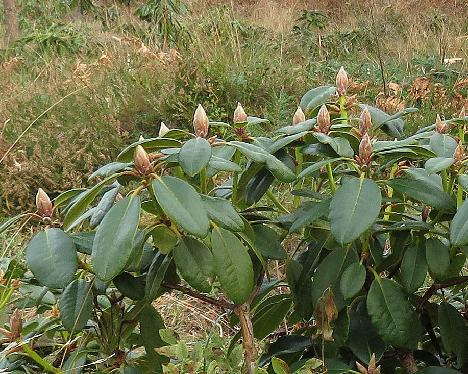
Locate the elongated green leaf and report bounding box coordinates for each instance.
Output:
[113,272,145,300]
[340,263,366,299]
[399,240,427,293]
[139,305,167,371]
[253,295,292,340]
[117,137,181,162]
[145,254,172,301]
[152,226,178,254]
[429,133,457,158]
[54,189,86,209]
[178,137,212,176]
[330,178,382,245]
[211,227,254,304]
[59,279,93,332]
[63,174,120,230]
[300,86,336,112]
[253,224,287,259]
[268,132,308,154]
[367,277,420,348]
[0,213,27,235]
[312,133,354,158]
[289,199,330,233]
[271,357,289,374]
[26,228,78,288]
[152,176,209,238]
[311,248,358,310]
[173,237,214,292]
[91,196,141,282]
[360,104,405,138]
[275,119,316,135]
[298,158,342,179]
[426,238,450,280]
[438,302,468,367]
[90,184,120,228]
[88,162,132,180]
[450,199,468,246]
[201,195,244,231]
[208,156,242,173]
[388,178,455,212]
[425,157,454,174]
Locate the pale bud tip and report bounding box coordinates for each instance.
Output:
[359,108,372,135]
[336,66,349,96]
[293,106,306,125]
[233,102,248,123]
[316,104,331,134]
[435,114,447,134]
[134,145,151,175]
[159,122,170,137]
[193,104,209,138]
[36,188,53,217]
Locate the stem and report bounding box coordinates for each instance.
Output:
[441,169,449,192]
[457,184,463,208]
[339,95,348,124]
[231,150,241,203]
[384,165,397,220]
[326,163,336,194]
[200,168,207,194]
[418,276,468,311]
[294,148,304,208]
[266,189,289,213]
[21,344,63,374]
[235,304,256,374]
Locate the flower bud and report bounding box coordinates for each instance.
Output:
[193,104,209,138]
[36,188,53,217]
[435,114,447,134]
[316,104,331,134]
[336,66,349,96]
[233,102,248,124]
[293,106,306,125]
[357,133,373,167]
[159,122,170,137]
[134,145,151,175]
[138,135,144,141]
[359,108,372,135]
[453,141,465,165]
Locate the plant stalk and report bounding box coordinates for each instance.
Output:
[235,304,256,374]
[326,163,336,194]
[338,95,348,124]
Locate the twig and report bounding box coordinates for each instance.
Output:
[161,282,235,310]
[418,276,468,311]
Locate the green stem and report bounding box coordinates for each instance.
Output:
[441,169,449,192]
[231,150,241,203]
[200,168,207,194]
[457,184,463,208]
[384,165,397,221]
[326,163,336,194]
[294,148,304,208]
[339,95,348,124]
[21,344,63,374]
[266,189,289,213]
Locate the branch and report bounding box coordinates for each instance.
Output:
[418,276,468,311]
[161,281,235,310]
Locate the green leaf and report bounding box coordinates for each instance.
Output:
[211,227,254,304]
[388,178,455,212]
[88,162,132,180]
[429,133,457,158]
[271,357,290,374]
[152,176,210,238]
[438,302,468,367]
[139,305,167,371]
[26,228,78,289]
[201,195,244,231]
[253,295,292,340]
[178,137,212,176]
[426,238,450,280]
[311,248,358,310]
[0,213,27,235]
[399,240,427,293]
[450,199,468,246]
[275,119,316,135]
[63,174,120,230]
[312,133,354,158]
[360,104,405,138]
[89,184,120,228]
[252,224,287,260]
[117,137,181,162]
[113,272,145,300]
[145,254,172,301]
[340,262,366,299]
[289,199,330,233]
[151,226,178,254]
[298,158,342,179]
[329,178,382,245]
[300,86,336,112]
[91,196,141,282]
[367,277,420,348]
[425,157,454,174]
[173,237,214,292]
[208,156,242,173]
[59,279,93,332]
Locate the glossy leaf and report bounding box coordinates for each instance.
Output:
[178,137,212,176]
[399,240,427,293]
[211,227,254,304]
[59,279,93,332]
[89,183,120,228]
[300,86,336,112]
[438,302,468,367]
[91,196,141,282]
[367,277,420,348]
[450,199,468,246]
[26,228,78,289]
[145,254,172,301]
[426,238,450,280]
[429,133,457,158]
[252,224,287,259]
[173,237,214,292]
[152,176,210,238]
[201,195,244,231]
[340,262,366,299]
[330,178,382,245]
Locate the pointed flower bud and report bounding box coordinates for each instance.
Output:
[193,104,209,138]
[435,114,447,134]
[36,188,53,217]
[134,145,151,175]
[359,108,372,136]
[316,104,331,134]
[233,102,248,124]
[293,106,306,125]
[357,133,373,167]
[159,122,170,137]
[336,66,349,96]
